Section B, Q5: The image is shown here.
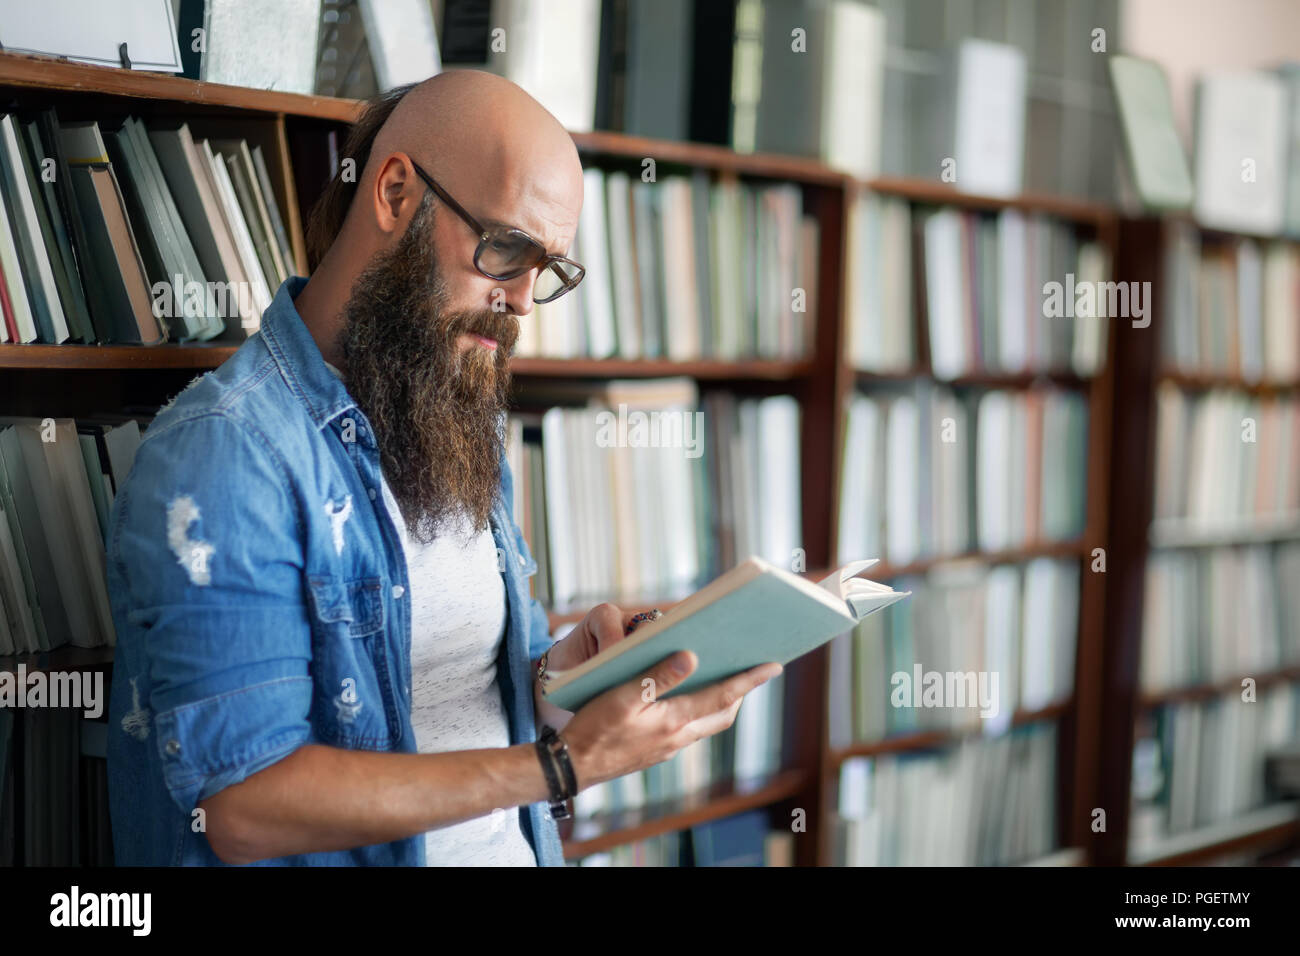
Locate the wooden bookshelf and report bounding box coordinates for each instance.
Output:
[827,701,1070,765]
[1128,801,1300,867]
[0,46,1127,869]
[557,768,807,860]
[1099,216,1300,867]
[1139,667,1300,710]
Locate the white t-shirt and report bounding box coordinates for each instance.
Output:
[324,362,536,865]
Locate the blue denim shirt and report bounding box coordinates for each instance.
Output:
[105,276,563,866]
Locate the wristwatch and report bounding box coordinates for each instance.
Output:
[536,725,578,820]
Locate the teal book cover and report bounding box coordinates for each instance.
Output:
[543,556,909,712]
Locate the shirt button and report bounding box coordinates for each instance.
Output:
[392,585,405,599]
[368,488,377,500]
[165,739,181,756]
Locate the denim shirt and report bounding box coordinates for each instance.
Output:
[105,276,563,866]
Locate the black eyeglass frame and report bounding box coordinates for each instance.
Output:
[409,160,585,304]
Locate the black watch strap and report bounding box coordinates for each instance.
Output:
[534,731,570,820]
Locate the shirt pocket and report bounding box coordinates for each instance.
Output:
[305,574,402,750]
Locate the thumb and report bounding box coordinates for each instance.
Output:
[636,650,697,706]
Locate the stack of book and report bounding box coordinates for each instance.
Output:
[1141,542,1300,695]
[507,382,801,613]
[1160,225,1300,381]
[1151,385,1300,535]
[515,170,818,361]
[827,558,1080,747]
[846,194,914,372]
[0,111,297,345]
[837,386,1088,568]
[571,670,785,824]
[837,723,1059,866]
[0,415,148,653]
[1129,683,1300,851]
[918,208,1109,380]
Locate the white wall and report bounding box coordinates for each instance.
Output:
[1122,0,1300,138]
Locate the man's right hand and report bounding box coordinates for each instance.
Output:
[558,651,783,791]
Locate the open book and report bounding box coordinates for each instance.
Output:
[542,557,910,712]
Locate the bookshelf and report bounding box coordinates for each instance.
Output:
[1100,217,1300,867]
[0,47,1125,868]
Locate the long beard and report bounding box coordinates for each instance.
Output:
[335,195,520,545]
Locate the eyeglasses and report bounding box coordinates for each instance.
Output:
[409,161,585,304]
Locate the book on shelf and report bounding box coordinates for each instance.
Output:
[951,39,1028,199]
[827,557,1079,748]
[917,206,1109,381]
[566,809,794,867]
[507,387,801,613]
[518,169,817,361]
[0,415,144,655]
[355,0,441,91]
[836,385,1088,569]
[1192,69,1289,236]
[197,0,320,94]
[1141,542,1300,695]
[1159,224,1300,382]
[754,0,885,177]
[491,0,601,134]
[0,108,300,344]
[837,722,1058,866]
[1151,384,1300,534]
[0,705,111,866]
[542,557,909,712]
[1107,54,1194,212]
[1129,682,1300,853]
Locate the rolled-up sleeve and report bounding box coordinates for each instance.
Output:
[110,411,312,814]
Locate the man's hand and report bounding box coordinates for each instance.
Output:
[545,602,643,671]
[560,651,781,791]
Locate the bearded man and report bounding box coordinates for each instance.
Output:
[105,70,779,866]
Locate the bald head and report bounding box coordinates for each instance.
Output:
[368,70,583,248]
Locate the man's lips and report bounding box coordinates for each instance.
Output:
[458,331,498,350]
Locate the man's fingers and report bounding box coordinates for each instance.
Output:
[671,661,782,724]
[680,695,745,742]
[628,649,699,706]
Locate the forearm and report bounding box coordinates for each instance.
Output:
[200,742,550,864]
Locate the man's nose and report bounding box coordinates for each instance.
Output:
[495,270,537,318]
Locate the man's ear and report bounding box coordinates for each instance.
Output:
[370,152,418,236]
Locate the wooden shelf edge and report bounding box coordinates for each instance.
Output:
[0,50,360,121]
[827,701,1071,765]
[0,345,820,380]
[855,367,1094,390]
[0,644,115,676]
[559,768,808,859]
[1148,516,1300,549]
[0,342,239,370]
[863,175,1116,225]
[512,356,814,380]
[1139,665,1300,709]
[1157,370,1300,394]
[1128,801,1300,866]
